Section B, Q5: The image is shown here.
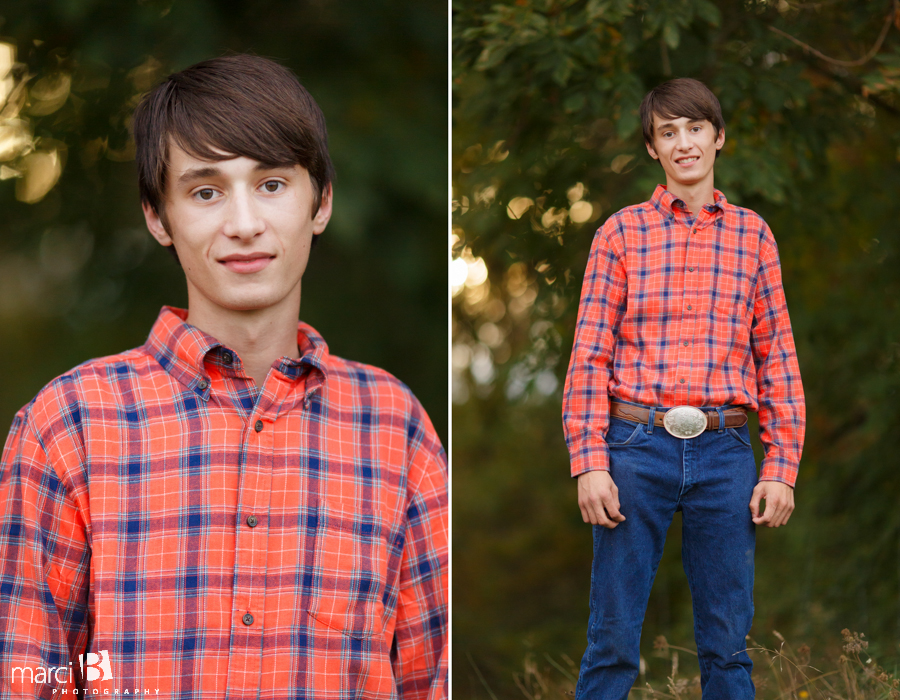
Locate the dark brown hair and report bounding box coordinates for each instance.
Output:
[640,78,725,153]
[132,54,335,227]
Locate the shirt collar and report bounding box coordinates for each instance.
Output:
[649,184,727,218]
[144,306,330,398]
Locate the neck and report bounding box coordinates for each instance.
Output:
[185,286,302,388]
[665,177,715,218]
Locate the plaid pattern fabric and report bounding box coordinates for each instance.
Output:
[563,185,805,486]
[0,307,447,699]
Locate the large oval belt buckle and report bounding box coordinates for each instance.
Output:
[663,406,707,439]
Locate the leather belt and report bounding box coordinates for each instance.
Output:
[610,400,748,437]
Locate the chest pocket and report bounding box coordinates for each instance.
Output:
[308,499,387,640]
[711,267,753,322]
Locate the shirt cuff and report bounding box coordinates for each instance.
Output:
[758,459,799,488]
[569,443,610,478]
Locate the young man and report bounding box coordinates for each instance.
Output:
[562,78,804,698]
[0,55,447,699]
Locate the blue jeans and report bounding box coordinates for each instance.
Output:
[575,411,757,700]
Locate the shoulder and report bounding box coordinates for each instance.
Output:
[604,201,656,230]
[20,346,154,443]
[322,355,445,461]
[721,203,775,241]
[597,201,658,241]
[322,355,432,428]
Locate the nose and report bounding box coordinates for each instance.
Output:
[675,130,692,150]
[222,189,265,240]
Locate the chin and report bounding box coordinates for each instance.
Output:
[215,291,284,312]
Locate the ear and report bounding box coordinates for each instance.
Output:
[142,201,174,247]
[715,127,725,152]
[645,140,660,161]
[312,183,333,236]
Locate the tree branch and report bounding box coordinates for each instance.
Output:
[803,59,900,118]
[768,0,897,67]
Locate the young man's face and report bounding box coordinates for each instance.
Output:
[646,114,724,189]
[142,144,332,317]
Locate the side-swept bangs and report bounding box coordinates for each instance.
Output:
[132,54,335,222]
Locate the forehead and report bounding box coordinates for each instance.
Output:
[165,141,305,185]
[651,113,711,131]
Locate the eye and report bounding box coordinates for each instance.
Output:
[195,188,216,201]
[262,180,284,193]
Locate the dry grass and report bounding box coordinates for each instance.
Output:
[467,630,900,700]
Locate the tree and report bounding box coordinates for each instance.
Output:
[453,0,900,694]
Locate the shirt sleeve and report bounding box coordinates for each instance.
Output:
[562,219,628,477]
[391,404,448,700]
[0,408,91,698]
[751,231,806,486]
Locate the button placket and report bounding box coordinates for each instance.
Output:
[227,400,280,696]
[676,220,702,403]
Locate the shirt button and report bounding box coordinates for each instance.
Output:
[683,341,689,346]
[686,305,692,310]
[222,352,233,365]
[688,267,694,272]
[254,420,263,433]
[246,515,258,528]
[680,378,686,384]
[242,613,254,626]
[197,379,208,390]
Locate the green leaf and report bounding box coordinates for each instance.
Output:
[694,0,721,26]
[662,23,680,49]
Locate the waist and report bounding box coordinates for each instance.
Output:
[610,400,749,437]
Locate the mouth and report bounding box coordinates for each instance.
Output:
[675,156,700,166]
[218,252,275,273]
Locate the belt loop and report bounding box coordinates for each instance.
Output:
[716,407,725,433]
[647,407,656,434]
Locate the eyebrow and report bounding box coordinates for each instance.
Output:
[175,162,295,188]
[175,166,222,188]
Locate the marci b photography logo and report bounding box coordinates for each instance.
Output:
[10,650,113,686]
[9,649,162,694]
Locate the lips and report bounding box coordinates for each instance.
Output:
[675,156,700,166]
[218,252,274,273]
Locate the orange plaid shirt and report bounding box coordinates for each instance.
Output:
[563,185,805,486]
[0,307,447,699]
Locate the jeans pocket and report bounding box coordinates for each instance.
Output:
[308,499,386,640]
[727,426,752,448]
[606,419,645,447]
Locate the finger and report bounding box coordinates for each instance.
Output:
[603,496,626,523]
[752,501,772,525]
[579,503,590,523]
[775,502,794,527]
[772,504,791,527]
[764,508,782,527]
[748,489,763,518]
[593,505,612,529]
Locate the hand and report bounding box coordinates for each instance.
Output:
[577,471,626,528]
[749,480,794,527]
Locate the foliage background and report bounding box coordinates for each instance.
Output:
[453,0,900,696]
[0,0,448,445]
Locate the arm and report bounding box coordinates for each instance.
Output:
[0,409,91,698]
[392,406,447,700]
[748,230,806,525]
[563,221,628,526]
[562,219,628,478]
